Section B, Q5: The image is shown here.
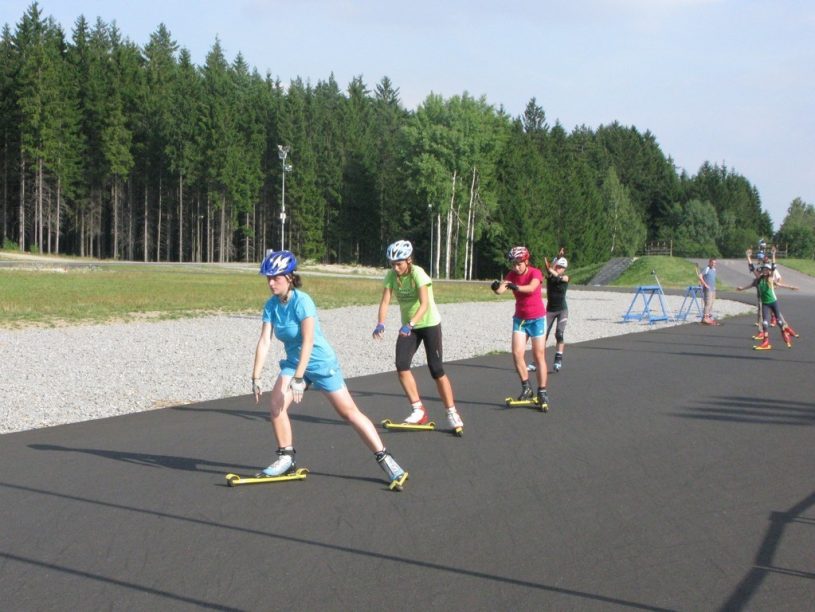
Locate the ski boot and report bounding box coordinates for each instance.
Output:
[376,449,409,491]
[505,385,537,408]
[381,404,436,431]
[225,448,310,486]
[781,326,793,348]
[752,331,767,341]
[257,447,297,477]
[770,314,777,327]
[785,324,800,338]
[753,337,772,351]
[446,407,464,437]
[553,353,562,372]
[536,388,550,413]
[404,405,429,425]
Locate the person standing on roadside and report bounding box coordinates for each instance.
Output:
[698,258,718,325]
[252,249,408,489]
[372,240,464,433]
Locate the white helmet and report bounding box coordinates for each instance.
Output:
[386,240,413,262]
[554,257,568,269]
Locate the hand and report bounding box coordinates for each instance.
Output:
[399,323,413,336]
[507,283,519,291]
[490,280,501,292]
[372,323,385,339]
[289,377,306,403]
[252,379,262,403]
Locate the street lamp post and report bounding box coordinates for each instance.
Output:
[428,203,433,278]
[278,145,292,251]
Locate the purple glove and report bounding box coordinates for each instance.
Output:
[372,323,385,338]
[399,323,413,336]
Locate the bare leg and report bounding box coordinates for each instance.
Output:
[325,387,384,452]
[434,374,455,408]
[511,332,529,379]
[269,375,294,447]
[397,369,421,404]
[531,336,547,388]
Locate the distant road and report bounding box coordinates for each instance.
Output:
[692,258,815,296]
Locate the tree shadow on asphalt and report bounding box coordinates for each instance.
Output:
[670,396,815,426]
[0,479,674,612]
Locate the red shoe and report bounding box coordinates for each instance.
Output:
[770,315,777,327]
[785,325,800,338]
[752,331,767,341]
[753,338,772,351]
[782,328,793,348]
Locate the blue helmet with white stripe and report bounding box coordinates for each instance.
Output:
[259,250,297,276]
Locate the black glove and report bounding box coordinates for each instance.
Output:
[491,280,501,291]
[507,283,519,291]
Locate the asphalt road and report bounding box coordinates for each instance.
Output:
[1,294,813,611]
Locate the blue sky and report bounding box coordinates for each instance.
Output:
[2,0,813,229]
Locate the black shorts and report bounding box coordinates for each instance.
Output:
[395,323,445,379]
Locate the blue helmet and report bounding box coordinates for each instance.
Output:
[259,250,297,276]
[386,240,413,262]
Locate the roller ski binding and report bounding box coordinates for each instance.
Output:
[226,449,309,486]
[376,450,409,491]
[504,386,549,412]
[381,405,436,432]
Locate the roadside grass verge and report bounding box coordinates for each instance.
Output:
[0,264,510,328]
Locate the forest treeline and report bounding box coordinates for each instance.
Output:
[2,4,813,278]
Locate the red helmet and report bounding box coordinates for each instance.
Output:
[507,246,529,263]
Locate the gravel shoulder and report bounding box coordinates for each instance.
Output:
[0,290,753,434]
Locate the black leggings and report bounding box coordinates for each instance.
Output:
[395,324,446,379]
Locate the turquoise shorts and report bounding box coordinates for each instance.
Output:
[512,316,547,338]
[279,360,346,393]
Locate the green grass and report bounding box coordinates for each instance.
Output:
[779,258,815,276]
[0,264,510,328]
[609,256,705,289]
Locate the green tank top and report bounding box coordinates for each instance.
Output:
[383,264,441,328]
[757,277,777,304]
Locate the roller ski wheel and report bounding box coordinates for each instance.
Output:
[225,468,309,487]
[381,418,436,432]
[389,471,409,491]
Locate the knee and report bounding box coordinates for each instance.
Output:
[429,363,445,379]
[555,330,565,344]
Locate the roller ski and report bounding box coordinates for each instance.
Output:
[381,418,436,432]
[504,386,549,412]
[376,449,409,491]
[227,448,309,486]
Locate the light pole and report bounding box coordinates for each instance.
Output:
[428,203,433,278]
[278,145,292,250]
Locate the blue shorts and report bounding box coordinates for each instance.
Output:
[512,316,547,338]
[279,359,346,393]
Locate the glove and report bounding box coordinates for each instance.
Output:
[399,323,413,337]
[372,323,385,339]
[490,279,501,291]
[252,379,262,402]
[507,283,519,291]
[289,377,306,403]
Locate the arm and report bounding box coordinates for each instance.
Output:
[775,280,799,291]
[745,249,755,272]
[373,287,391,339]
[512,276,541,294]
[251,322,273,403]
[289,316,315,403]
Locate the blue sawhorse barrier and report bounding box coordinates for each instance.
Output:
[622,285,673,324]
[676,285,704,321]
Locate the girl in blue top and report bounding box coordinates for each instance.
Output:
[251,250,408,489]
